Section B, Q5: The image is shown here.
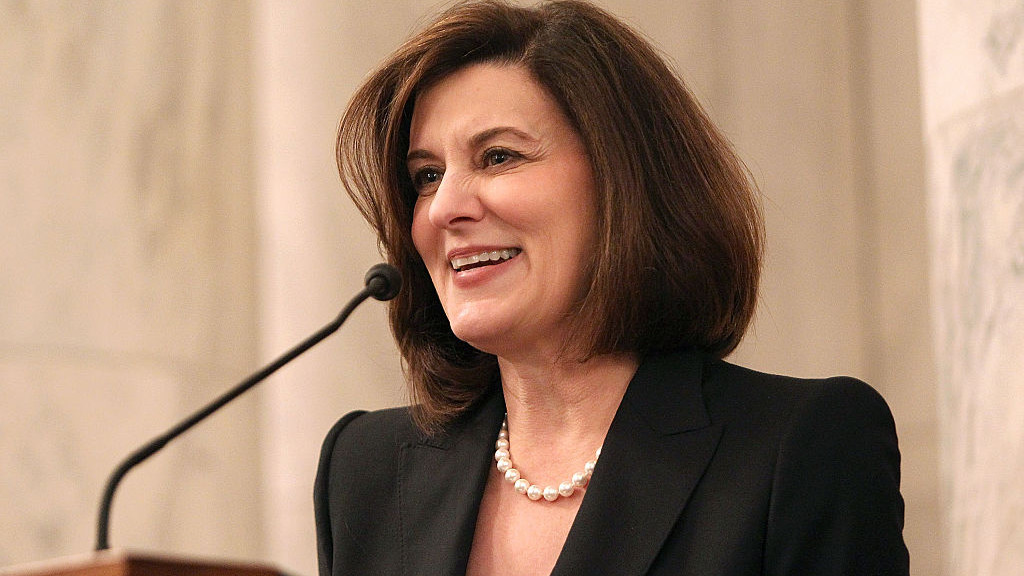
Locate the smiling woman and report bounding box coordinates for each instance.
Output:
[315,1,909,575]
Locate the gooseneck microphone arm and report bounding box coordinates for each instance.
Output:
[95,263,401,551]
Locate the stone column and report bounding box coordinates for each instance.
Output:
[252,2,411,574]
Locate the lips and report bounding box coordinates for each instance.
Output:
[450,248,521,271]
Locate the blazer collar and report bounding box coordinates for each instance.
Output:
[552,350,722,575]
[397,350,720,576]
[397,386,505,576]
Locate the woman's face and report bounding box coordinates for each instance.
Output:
[408,63,597,359]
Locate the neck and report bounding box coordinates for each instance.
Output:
[497,351,638,449]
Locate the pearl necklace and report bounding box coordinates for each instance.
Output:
[494,414,601,502]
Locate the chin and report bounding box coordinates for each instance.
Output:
[449,322,513,357]
[450,328,499,354]
[447,308,511,345]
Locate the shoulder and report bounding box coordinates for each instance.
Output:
[318,406,419,464]
[702,353,885,404]
[315,405,421,502]
[622,351,898,448]
[699,356,902,492]
[699,355,897,443]
[693,357,907,573]
[634,351,897,440]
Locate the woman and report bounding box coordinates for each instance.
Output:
[315,1,909,575]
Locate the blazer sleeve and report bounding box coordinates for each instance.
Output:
[764,377,909,575]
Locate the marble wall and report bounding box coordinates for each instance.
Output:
[919,1,1024,574]
[0,0,262,565]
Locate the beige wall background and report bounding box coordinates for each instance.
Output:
[1,1,1020,576]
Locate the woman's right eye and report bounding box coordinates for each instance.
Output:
[411,167,443,194]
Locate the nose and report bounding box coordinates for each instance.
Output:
[426,169,485,229]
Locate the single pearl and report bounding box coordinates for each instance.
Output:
[514,479,530,494]
[496,457,512,473]
[558,481,575,497]
[584,460,596,475]
[527,485,543,500]
[504,468,521,483]
[543,486,559,501]
[495,438,509,450]
[494,448,510,461]
[572,471,588,487]
[498,429,508,440]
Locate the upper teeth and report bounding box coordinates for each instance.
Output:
[451,248,521,270]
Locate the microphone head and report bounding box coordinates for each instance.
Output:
[364,263,402,301]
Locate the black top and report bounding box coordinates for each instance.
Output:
[315,350,909,575]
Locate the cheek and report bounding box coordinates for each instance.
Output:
[410,200,434,262]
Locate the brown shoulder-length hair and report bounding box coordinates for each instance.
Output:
[337,0,763,433]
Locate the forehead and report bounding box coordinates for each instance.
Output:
[408,63,568,148]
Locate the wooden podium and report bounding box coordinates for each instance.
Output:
[0,550,288,576]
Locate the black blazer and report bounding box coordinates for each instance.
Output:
[315,351,909,575]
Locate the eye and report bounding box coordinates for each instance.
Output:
[483,148,518,167]
[411,166,443,195]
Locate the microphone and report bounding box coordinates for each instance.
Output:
[94,263,401,551]
[364,262,402,301]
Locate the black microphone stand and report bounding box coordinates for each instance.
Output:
[95,263,401,551]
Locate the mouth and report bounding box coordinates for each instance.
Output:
[450,248,521,272]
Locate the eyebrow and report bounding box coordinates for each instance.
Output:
[406,126,538,163]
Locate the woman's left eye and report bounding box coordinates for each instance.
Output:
[483,148,517,167]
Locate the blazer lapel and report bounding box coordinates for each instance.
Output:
[398,388,505,576]
[552,351,723,576]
